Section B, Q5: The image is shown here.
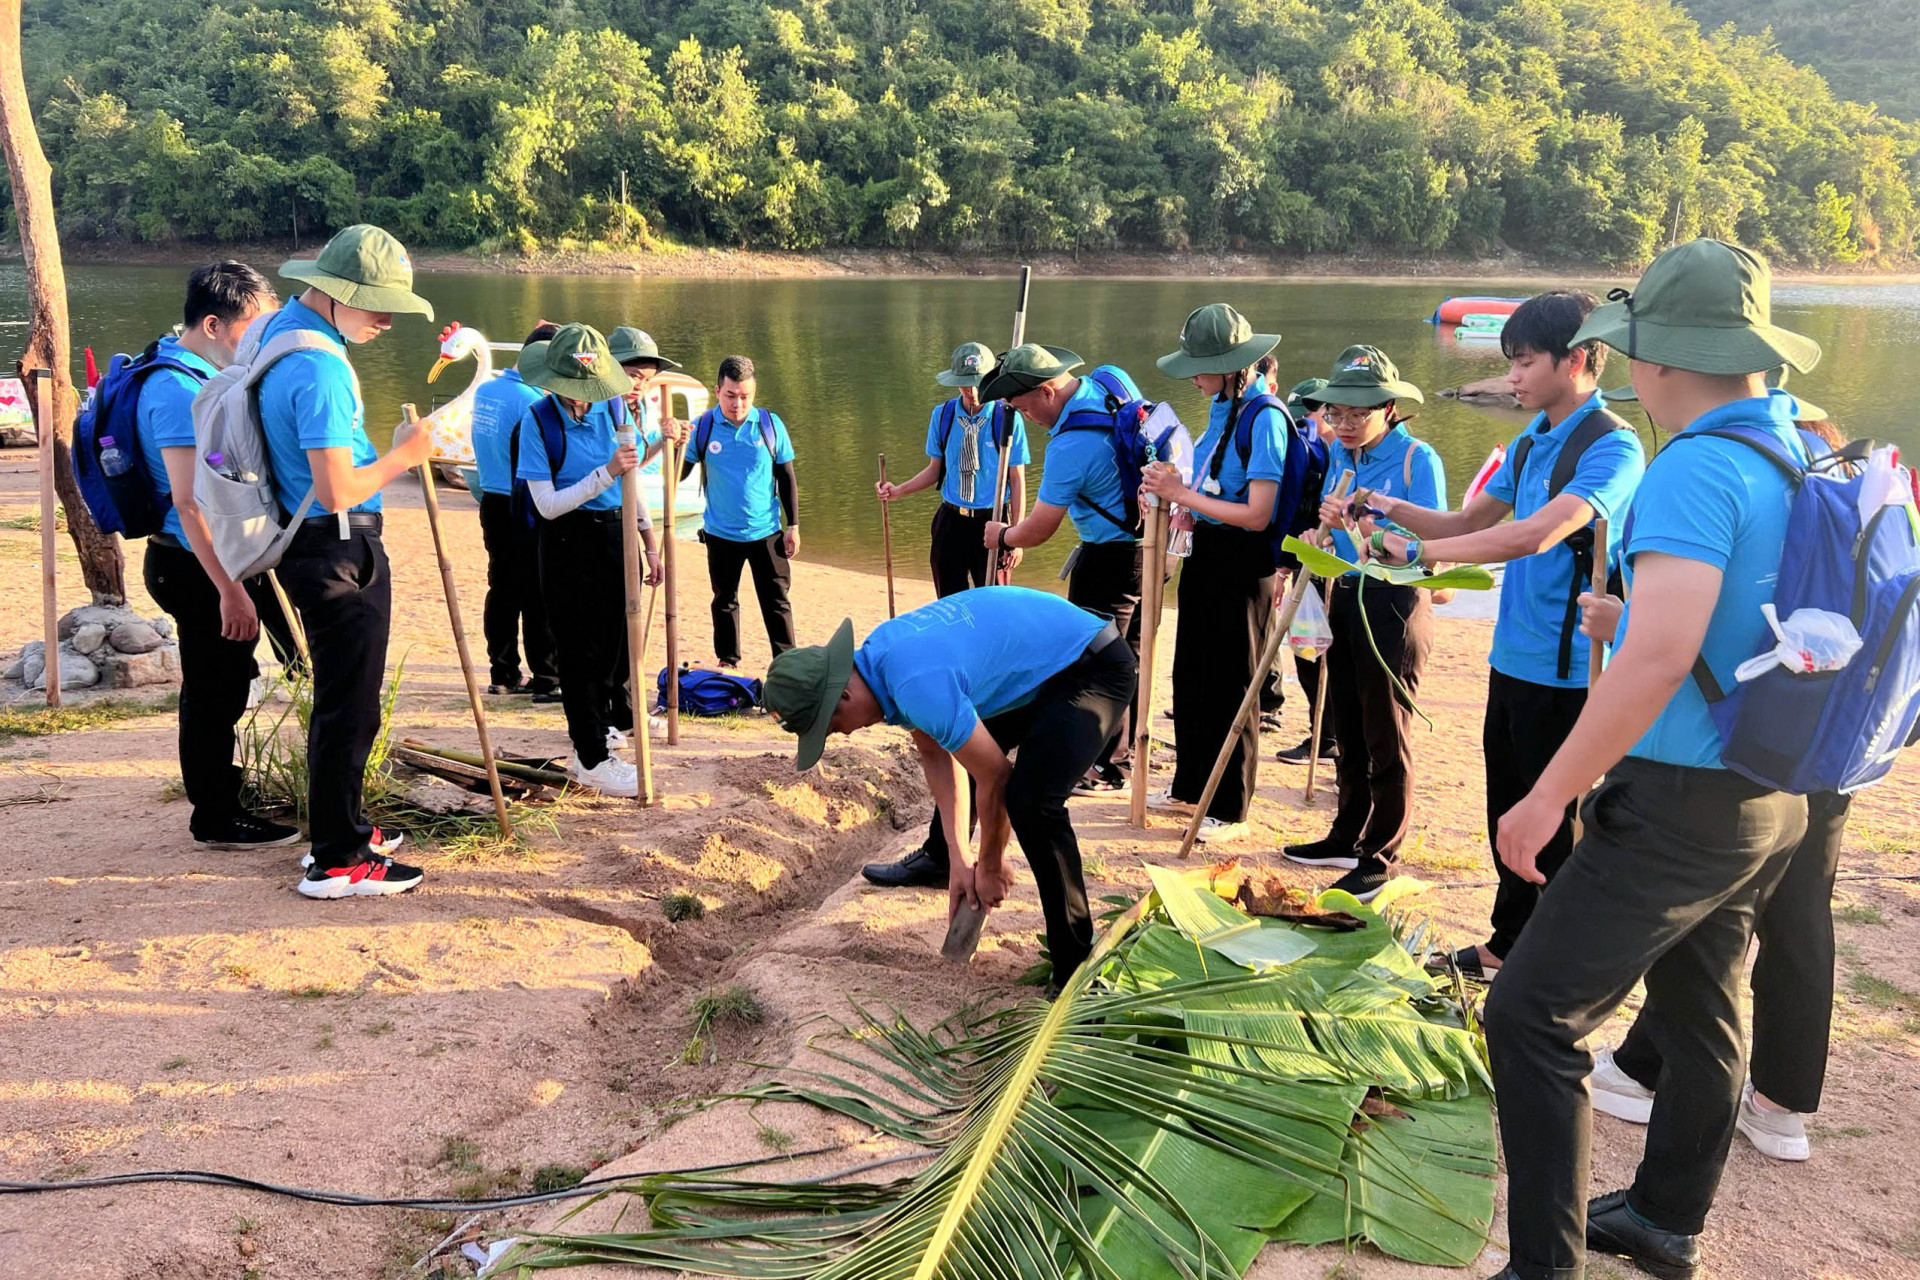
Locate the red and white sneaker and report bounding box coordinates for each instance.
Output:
[297,829,421,899]
[301,828,402,871]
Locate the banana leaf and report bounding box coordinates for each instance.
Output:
[1282,535,1496,591]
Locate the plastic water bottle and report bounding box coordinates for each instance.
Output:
[98,435,131,477]
[206,450,257,484]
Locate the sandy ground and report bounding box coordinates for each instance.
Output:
[1,448,1917,1280]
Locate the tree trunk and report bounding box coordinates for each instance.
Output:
[0,0,125,605]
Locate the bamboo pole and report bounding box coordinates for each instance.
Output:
[879,453,897,619]
[265,568,309,667]
[1128,492,1169,828]
[32,369,57,707]
[990,265,1031,586]
[407,403,512,837]
[1589,518,1610,686]
[618,426,655,807]
[1176,470,1354,858]
[1303,578,1334,804]
[663,432,682,745]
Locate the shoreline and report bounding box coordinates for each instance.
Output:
[15,240,1920,286]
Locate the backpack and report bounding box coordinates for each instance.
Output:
[1507,408,1635,680]
[1053,366,1195,535]
[1672,426,1920,795]
[74,340,204,538]
[656,665,763,716]
[1206,392,1330,572]
[692,407,783,516]
[190,322,354,580]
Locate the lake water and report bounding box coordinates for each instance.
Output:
[11,265,1920,584]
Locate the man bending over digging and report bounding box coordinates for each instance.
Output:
[761,586,1136,987]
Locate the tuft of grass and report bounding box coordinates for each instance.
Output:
[0,693,178,746]
[754,1124,795,1154]
[684,985,765,1065]
[361,1020,395,1037]
[0,505,62,531]
[156,777,187,803]
[160,1056,189,1072]
[437,1136,483,1174]
[284,983,342,1000]
[529,1164,588,1193]
[1834,902,1887,926]
[1846,970,1916,1010]
[662,890,705,922]
[313,1032,335,1050]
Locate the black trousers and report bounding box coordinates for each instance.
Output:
[1324,579,1432,868]
[144,540,286,838]
[1483,668,1590,958]
[1614,789,1853,1115]
[1066,540,1143,773]
[922,635,1137,980]
[537,511,631,769]
[1485,759,1805,1279]
[275,522,393,867]
[479,493,558,690]
[1170,524,1275,822]
[930,502,993,598]
[706,531,796,667]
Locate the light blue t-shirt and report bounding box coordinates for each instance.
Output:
[925,399,1031,510]
[1620,394,1808,769]
[132,335,218,539]
[695,407,795,542]
[1484,393,1648,687]
[1322,425,1446,567]
[1191,374,1289,527]
[470,368,542,496]
[851,586,1106,752]
[1037,365,1143,545]
[255,299,377,516]
[514,394,625,514]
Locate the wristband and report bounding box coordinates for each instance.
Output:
[998,526,1010,551]
[1405,538,1423,566]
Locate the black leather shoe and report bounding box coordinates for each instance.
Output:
[862,847,949,889]
[1587,1189,1700,1280]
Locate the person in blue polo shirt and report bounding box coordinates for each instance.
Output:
[1482,240,1816,1280]
[261,224,438,901]
[875,342,1031,598]
[137,261,304,853]
[1284,345,1445,903]
[979,343,1145,795]
[1356,292,1647,977]
[682,354,799,668]
[468,320,560,699]
[760,587,1136,984]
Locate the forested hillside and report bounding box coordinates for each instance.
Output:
[1682,0,1920,123]
[17,0,1920,267]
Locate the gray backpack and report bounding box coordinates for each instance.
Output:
[189,320,360,580]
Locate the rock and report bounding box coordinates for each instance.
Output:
[70,623,109,655]
[1,657,21,682]
[30,647,101,691]
[108,622,165,654]
[16,640,45,687]
[101,646,181,689]
[1442,376,1521,409]
[153,615,175,639]
[58,604,123,642]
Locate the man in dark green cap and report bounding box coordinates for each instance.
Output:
[979,343,1145,794]
[261,223,438,900]
[761,586,1135,983]
[1481,240,1818,1280]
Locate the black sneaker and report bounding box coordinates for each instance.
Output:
[1258,712,1284,734]
[1326,867,1390,904]
[485,678,527,696]
[1283,838,1360,869]
[1275,737,1336,766]
[530,687,565,704]
[194,815,303,851]
[862,846,950,888]
[296,854,425,900]
[1071,766,1127,796]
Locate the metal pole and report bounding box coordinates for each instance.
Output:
[990,264,1031,586]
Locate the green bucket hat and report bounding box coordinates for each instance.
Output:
[936,342,998,388]
[1156,303,1280,379]
[1316,345,1424,408]
[978,344,1084,402]
[762,619,857,771]
[1286,377,1329,412]
[1570,239,1821,376]
[607,326,681,370]
[515,323,634,403]
[280,224,434,320]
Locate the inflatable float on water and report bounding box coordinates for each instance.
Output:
[1426,296,1527,325]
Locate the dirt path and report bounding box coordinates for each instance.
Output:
[2,454,1917,1280]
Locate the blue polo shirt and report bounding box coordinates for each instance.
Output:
[851,586,1106,752]
[925,400,1031,510]
[254,300,376,516]
[1322,425,1446,567]
[515,394,625,514]
[1620,394,1808,769]
[132,336,218,540]
[470,369,542,496]
[1191,374,1289,527]
[695,408,794,542]
[1037,365,1143,545]
[1484,393,1647,687]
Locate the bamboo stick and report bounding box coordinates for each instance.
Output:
[990,265,1030,586]
[618,426,655,807]
[32,370,57,707]
[664,432,682,745]
[1128,492,1169,828]
[397,739,570,787]
[1303,577,1334,804]
[879,453,897,618]
[265,568,309,667]
[1589,517,1610,686]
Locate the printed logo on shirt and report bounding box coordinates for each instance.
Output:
[709,440,723,455]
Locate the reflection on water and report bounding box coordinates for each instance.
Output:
[9,265,1918,584]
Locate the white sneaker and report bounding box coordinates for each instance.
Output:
[1194,818,1249,846]
[606,727,630,755]
[1147,788,1194,815]
[1736,1082,1811,1161]
[572,755,639,797]
[1590,1045,1655,1124]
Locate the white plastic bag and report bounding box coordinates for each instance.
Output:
[1734,604,1863,683]
[1287,587,1333,661]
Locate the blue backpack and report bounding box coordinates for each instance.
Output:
[1204,392,1330,571]
[74,340,204,538]
[656,665,763,716]
[510,394,635,529]
[1676,426,1920,795]
[692,407,782,506]
[1053,366,1195,534]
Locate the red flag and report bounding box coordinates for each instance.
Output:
[84,347,99,389]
